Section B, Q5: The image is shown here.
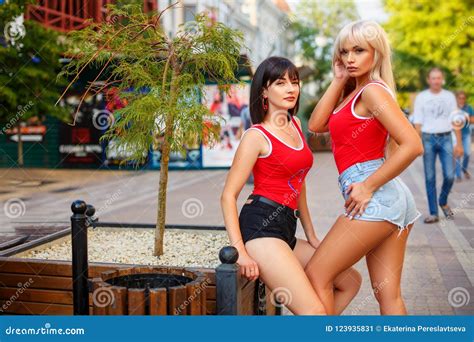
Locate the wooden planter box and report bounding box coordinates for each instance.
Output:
[0,256,278,316]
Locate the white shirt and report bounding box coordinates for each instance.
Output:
[412,89,457,134]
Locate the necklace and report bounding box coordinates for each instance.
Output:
[263,114,300,145]
[279,125,298,144]
[271,121,299,146]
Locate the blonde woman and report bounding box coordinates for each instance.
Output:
[307,20,423,315]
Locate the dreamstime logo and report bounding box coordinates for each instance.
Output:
[1,101,34,135]
[269,109,293,130]
[351,278,389,314]
[351,100,389,139]
[0,278,34,313]
[439,192,474,227]
[270,287,293,308]
[262,191,299,227]
[181,198,204,219]
[92,287,115,308]
[91,189,122,225]
[4,14,26,46]
[262,15,295,51]
[448,287,470,308]
[3,198,26,219]
[363,196,382,218]
[361,22,380,41]
[106,13,120,24]
[449,109,469,131]
[440,16,474,49]
[92,109,115,130]
[182,21,200,36]
[174,279,209,315]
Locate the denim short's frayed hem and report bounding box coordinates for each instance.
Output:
[343,210,422,238]
[395,211,422,238]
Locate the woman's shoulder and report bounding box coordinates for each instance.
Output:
[241,125,268,142]
[361,80,396,101]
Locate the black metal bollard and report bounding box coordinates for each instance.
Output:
[215,246,241,315]
[71,200,93,315]
[85,204,98,228]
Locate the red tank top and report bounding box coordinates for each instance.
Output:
[328,81,394,174]
[248,116,314,210]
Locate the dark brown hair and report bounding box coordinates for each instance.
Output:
[249,56,300,124]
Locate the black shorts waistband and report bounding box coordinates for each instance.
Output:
[248,194,300,219]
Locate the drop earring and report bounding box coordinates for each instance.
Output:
[262,97,268,111]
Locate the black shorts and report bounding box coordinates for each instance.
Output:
[239,198,298,250]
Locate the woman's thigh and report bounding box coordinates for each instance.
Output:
[365,224,413,303]
[245,237,325,315]
[294,239,362,300]
[305,216,397,286]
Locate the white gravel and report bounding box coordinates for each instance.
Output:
[18,228,230,269]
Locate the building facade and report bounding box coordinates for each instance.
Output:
[158,0,294,69]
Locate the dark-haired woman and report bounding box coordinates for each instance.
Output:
[221,56,361,315]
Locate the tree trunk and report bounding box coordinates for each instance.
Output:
[17,122,24,167]
[154,68,178,256]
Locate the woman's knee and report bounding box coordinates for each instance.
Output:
[298,306,327,315]
[310,276,334,297]
[348,270,363,292]
[373,287,403,307]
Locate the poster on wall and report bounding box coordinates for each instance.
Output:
[201,83,250,168]
[149,90,202,170]
[59,93,104,166]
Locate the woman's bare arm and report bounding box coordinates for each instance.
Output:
[308,61,349,133]
[292,117,319,245]
[220,129,267,280]
[308,79,346,133]
[298,181,320,246]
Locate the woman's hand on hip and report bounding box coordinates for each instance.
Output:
[344,182,374,219]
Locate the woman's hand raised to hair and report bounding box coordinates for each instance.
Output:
[333,59,350,82]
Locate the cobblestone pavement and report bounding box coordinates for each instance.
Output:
[0,152,472,315]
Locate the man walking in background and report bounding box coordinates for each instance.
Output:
[454,90,474,181]
[413,67,463,224]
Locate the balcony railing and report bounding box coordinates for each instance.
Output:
[25,0,157,32]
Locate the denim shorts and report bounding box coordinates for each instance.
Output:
[239,199,298,249]
[338,158,421,234]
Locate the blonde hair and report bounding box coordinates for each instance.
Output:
[333,20,396,96]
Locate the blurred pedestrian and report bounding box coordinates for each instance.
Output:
[454,90,473,181]
[413,67,464,223]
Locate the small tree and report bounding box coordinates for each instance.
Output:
[0,0,69,166]
[59,3,245,256]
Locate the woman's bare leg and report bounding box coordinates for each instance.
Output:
[305,216,397,314]
[293,239,362,314]
[245,237,326,315]
[366,224,413,315]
